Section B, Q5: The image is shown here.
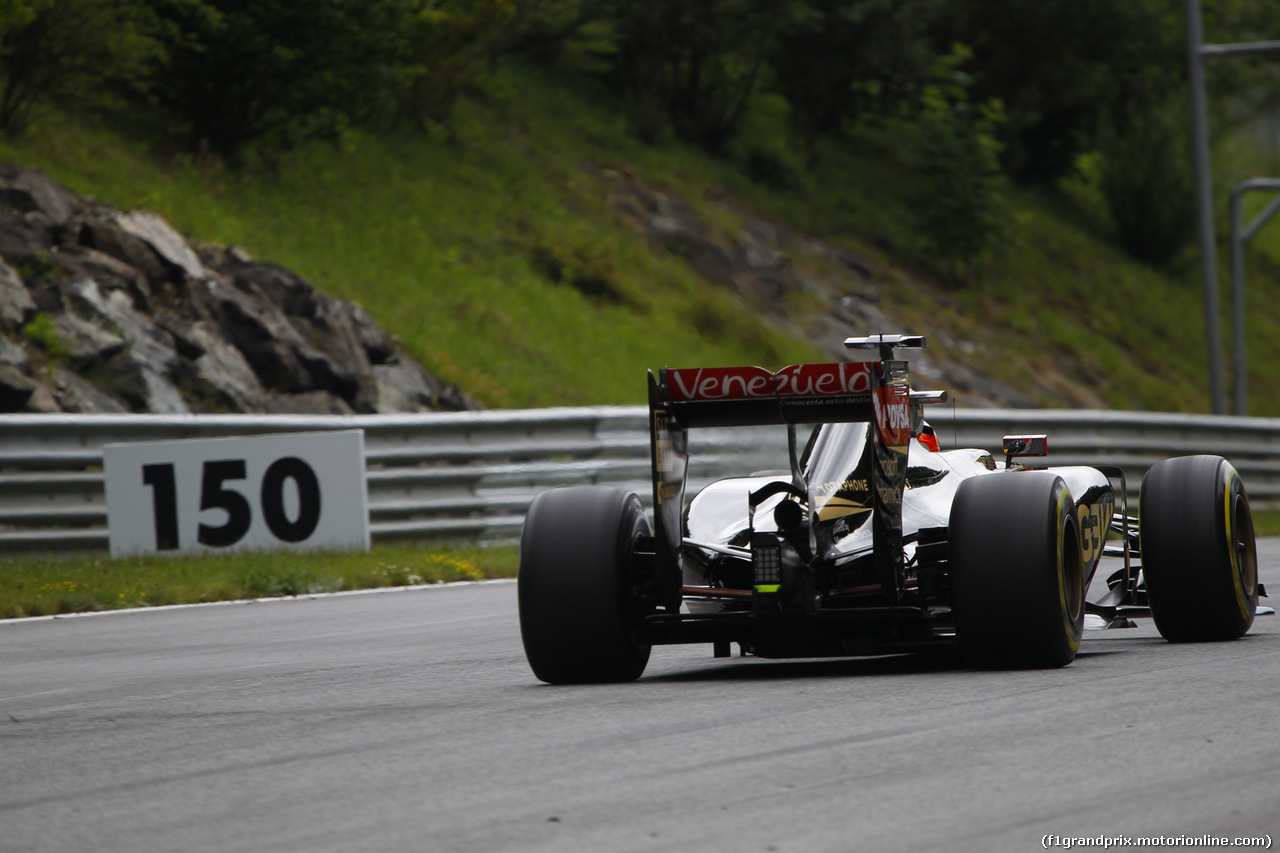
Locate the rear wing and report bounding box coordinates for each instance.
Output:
[647,349,916,605]
[660,362,878,428]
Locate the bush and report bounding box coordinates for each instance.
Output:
[741,146,806,194]
[913,45,1007,281]
[606,0,808,152]
[0,0,175,138]
[1098,102,1195,267]
[21,313,71,363]
[153,0,404,162]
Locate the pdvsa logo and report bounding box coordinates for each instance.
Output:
[873,386,910,444]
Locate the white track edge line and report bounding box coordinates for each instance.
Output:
[0,578,517,625]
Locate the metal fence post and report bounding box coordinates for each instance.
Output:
[1185,0,1280,416]
[1186,0,1225,415]
[1229,179,1280,416]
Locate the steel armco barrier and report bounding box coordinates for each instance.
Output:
[3,408,1280,553]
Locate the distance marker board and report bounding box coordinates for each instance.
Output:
[104,430,370,557]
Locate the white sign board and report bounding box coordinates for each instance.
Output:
[104,430,370,557]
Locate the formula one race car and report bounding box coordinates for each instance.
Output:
[518,335,1261,683]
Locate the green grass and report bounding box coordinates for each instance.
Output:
[2,63,1278,416]
[4,65,1280,617]
[1251,510,1280,538]
[6,510,1274,620]
[0,72,822,409]
[0,544,518,620]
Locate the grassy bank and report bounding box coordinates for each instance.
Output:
[2,65,1278,413]
[1,73,823,409]
[0,544,519,620]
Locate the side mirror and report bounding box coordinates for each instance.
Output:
[1003,434,1048,463]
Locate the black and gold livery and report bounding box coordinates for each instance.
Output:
[517,334,1263,683]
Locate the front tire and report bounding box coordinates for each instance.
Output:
[950,472,1085,668]
[518,487,652,684]
[1139,455,1257,642]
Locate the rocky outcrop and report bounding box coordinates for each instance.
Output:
[603,168,1036,409]
[0,166,478,415]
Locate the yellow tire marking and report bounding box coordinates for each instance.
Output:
[1056,488,1080,651]
[1222,463,1252,622]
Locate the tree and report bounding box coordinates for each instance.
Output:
[604,0,809,152]
[1098,99,1196,267]
[388,0,609,130]
[913,45,1007,280]
[0,0,179,137]
[771,0,940,166]
[396,0,515,128]
[153,0,405,162]
[477,0,603,68]
[940,0,1181,185]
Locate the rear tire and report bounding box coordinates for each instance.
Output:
[518,487,652,684]
[950,472,1085,668]
[1139,455,1257,642]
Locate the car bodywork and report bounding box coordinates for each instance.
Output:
[642,335,1117,659]
[517,334,1261,682]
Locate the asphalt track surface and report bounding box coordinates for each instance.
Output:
[3,545,1280,853]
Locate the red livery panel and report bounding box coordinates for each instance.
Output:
[873,384,911,448]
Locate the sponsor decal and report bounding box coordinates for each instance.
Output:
[667,363,873,402]
[872,384,910,447]
[813,477,869,495]
[1077,495,1114,566]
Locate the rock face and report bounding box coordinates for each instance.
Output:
[603,168,1036,410]
[0,166,478,415]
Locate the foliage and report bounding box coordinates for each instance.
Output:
[0,0,182,137]
[1201,0,1280,120]
[152,0,405,161]
[940,0,1182,185]
[6,0,1273,197]
[147,0,604,157]
[740,145,805,193]
[396,0,516,128]
[478,0,603,67]
[392,0,599,127]
[602,0,808,152]
[913,45,1007,279]
[20,313,70,363]
[1099,100,1196,267]
[771,0,940,166]
[9,20,1280,419]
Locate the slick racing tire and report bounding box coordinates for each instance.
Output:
[518,486,652,684]
[950,472,1085,669]
[1139,455,1258,642]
